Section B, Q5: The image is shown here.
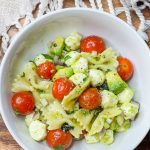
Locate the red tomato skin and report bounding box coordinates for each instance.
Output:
[36,61,56,79]
[46,129,73,150]
[80,35,106,54]
[117,57,134,81]
[11,91,35,115]
[52,77,75,101]
[78,88,101,110]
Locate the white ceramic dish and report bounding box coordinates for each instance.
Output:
[0,8,150,150]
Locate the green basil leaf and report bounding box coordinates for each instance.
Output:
[61,122,74,132]
[42,54,53,60]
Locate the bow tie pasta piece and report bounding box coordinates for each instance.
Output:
[89,60,118,72]
[89,113,104,135]
[98,48,118,64]
[88,48,119,72]
[47,101,67,116]
[110,118,131,132]
[40,92,56,104]
[24,62,51,90]
[47,113,67,130]
[67,119,83,139]
[89,107,122,135]
[73,109,96,132]
[101,107,122,118]
[31,83,55,109]
[11,74,34,92]
[32,90,43,109]
[100,129,114,145]
[64,51,81,66]
[81,47,117,64]
[62,77,90,111]
[41,102,68,130]
[40,101,83,138]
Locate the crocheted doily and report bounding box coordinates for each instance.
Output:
[0,0,150,54]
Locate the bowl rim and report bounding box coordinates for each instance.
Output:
[0,8,150,150]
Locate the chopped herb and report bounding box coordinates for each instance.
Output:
[83,77,87,82]
[94,107,103,116]
[95,57,100,61]
[29,60,37,66]
[37,89,45,93]
[61,122,74,132]
[21,72,25,77]
[64,55,71,61]
[53,43,57,47]
[106,69,111,73]
[66,110,74,115]
[98,80,109,90]
[83,110,90,115]
[42,54,53,60]
[54,145,64,150]
[64,45,71,52]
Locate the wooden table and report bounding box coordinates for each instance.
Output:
[0,0,150,149]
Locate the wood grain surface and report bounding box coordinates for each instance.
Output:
[0,0,150,150]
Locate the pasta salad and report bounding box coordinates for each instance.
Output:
[11,32,139,150]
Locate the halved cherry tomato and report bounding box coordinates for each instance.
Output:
[46,129,73,150]
[52,77,75,101]
[117,57,134,81]
[11,91,35,115]
[36,61,56,79]
[78,88,101,110]
[80,35,106,54]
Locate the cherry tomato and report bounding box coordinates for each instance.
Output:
[80,35,106,54]
[117,57,134,81]
[46,129,73,150]
[11,91,35,115]
[52,77,75,101]
[36,61,56,79]
[78,88,101,110]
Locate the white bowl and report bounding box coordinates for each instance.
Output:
[0,8,150,150]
